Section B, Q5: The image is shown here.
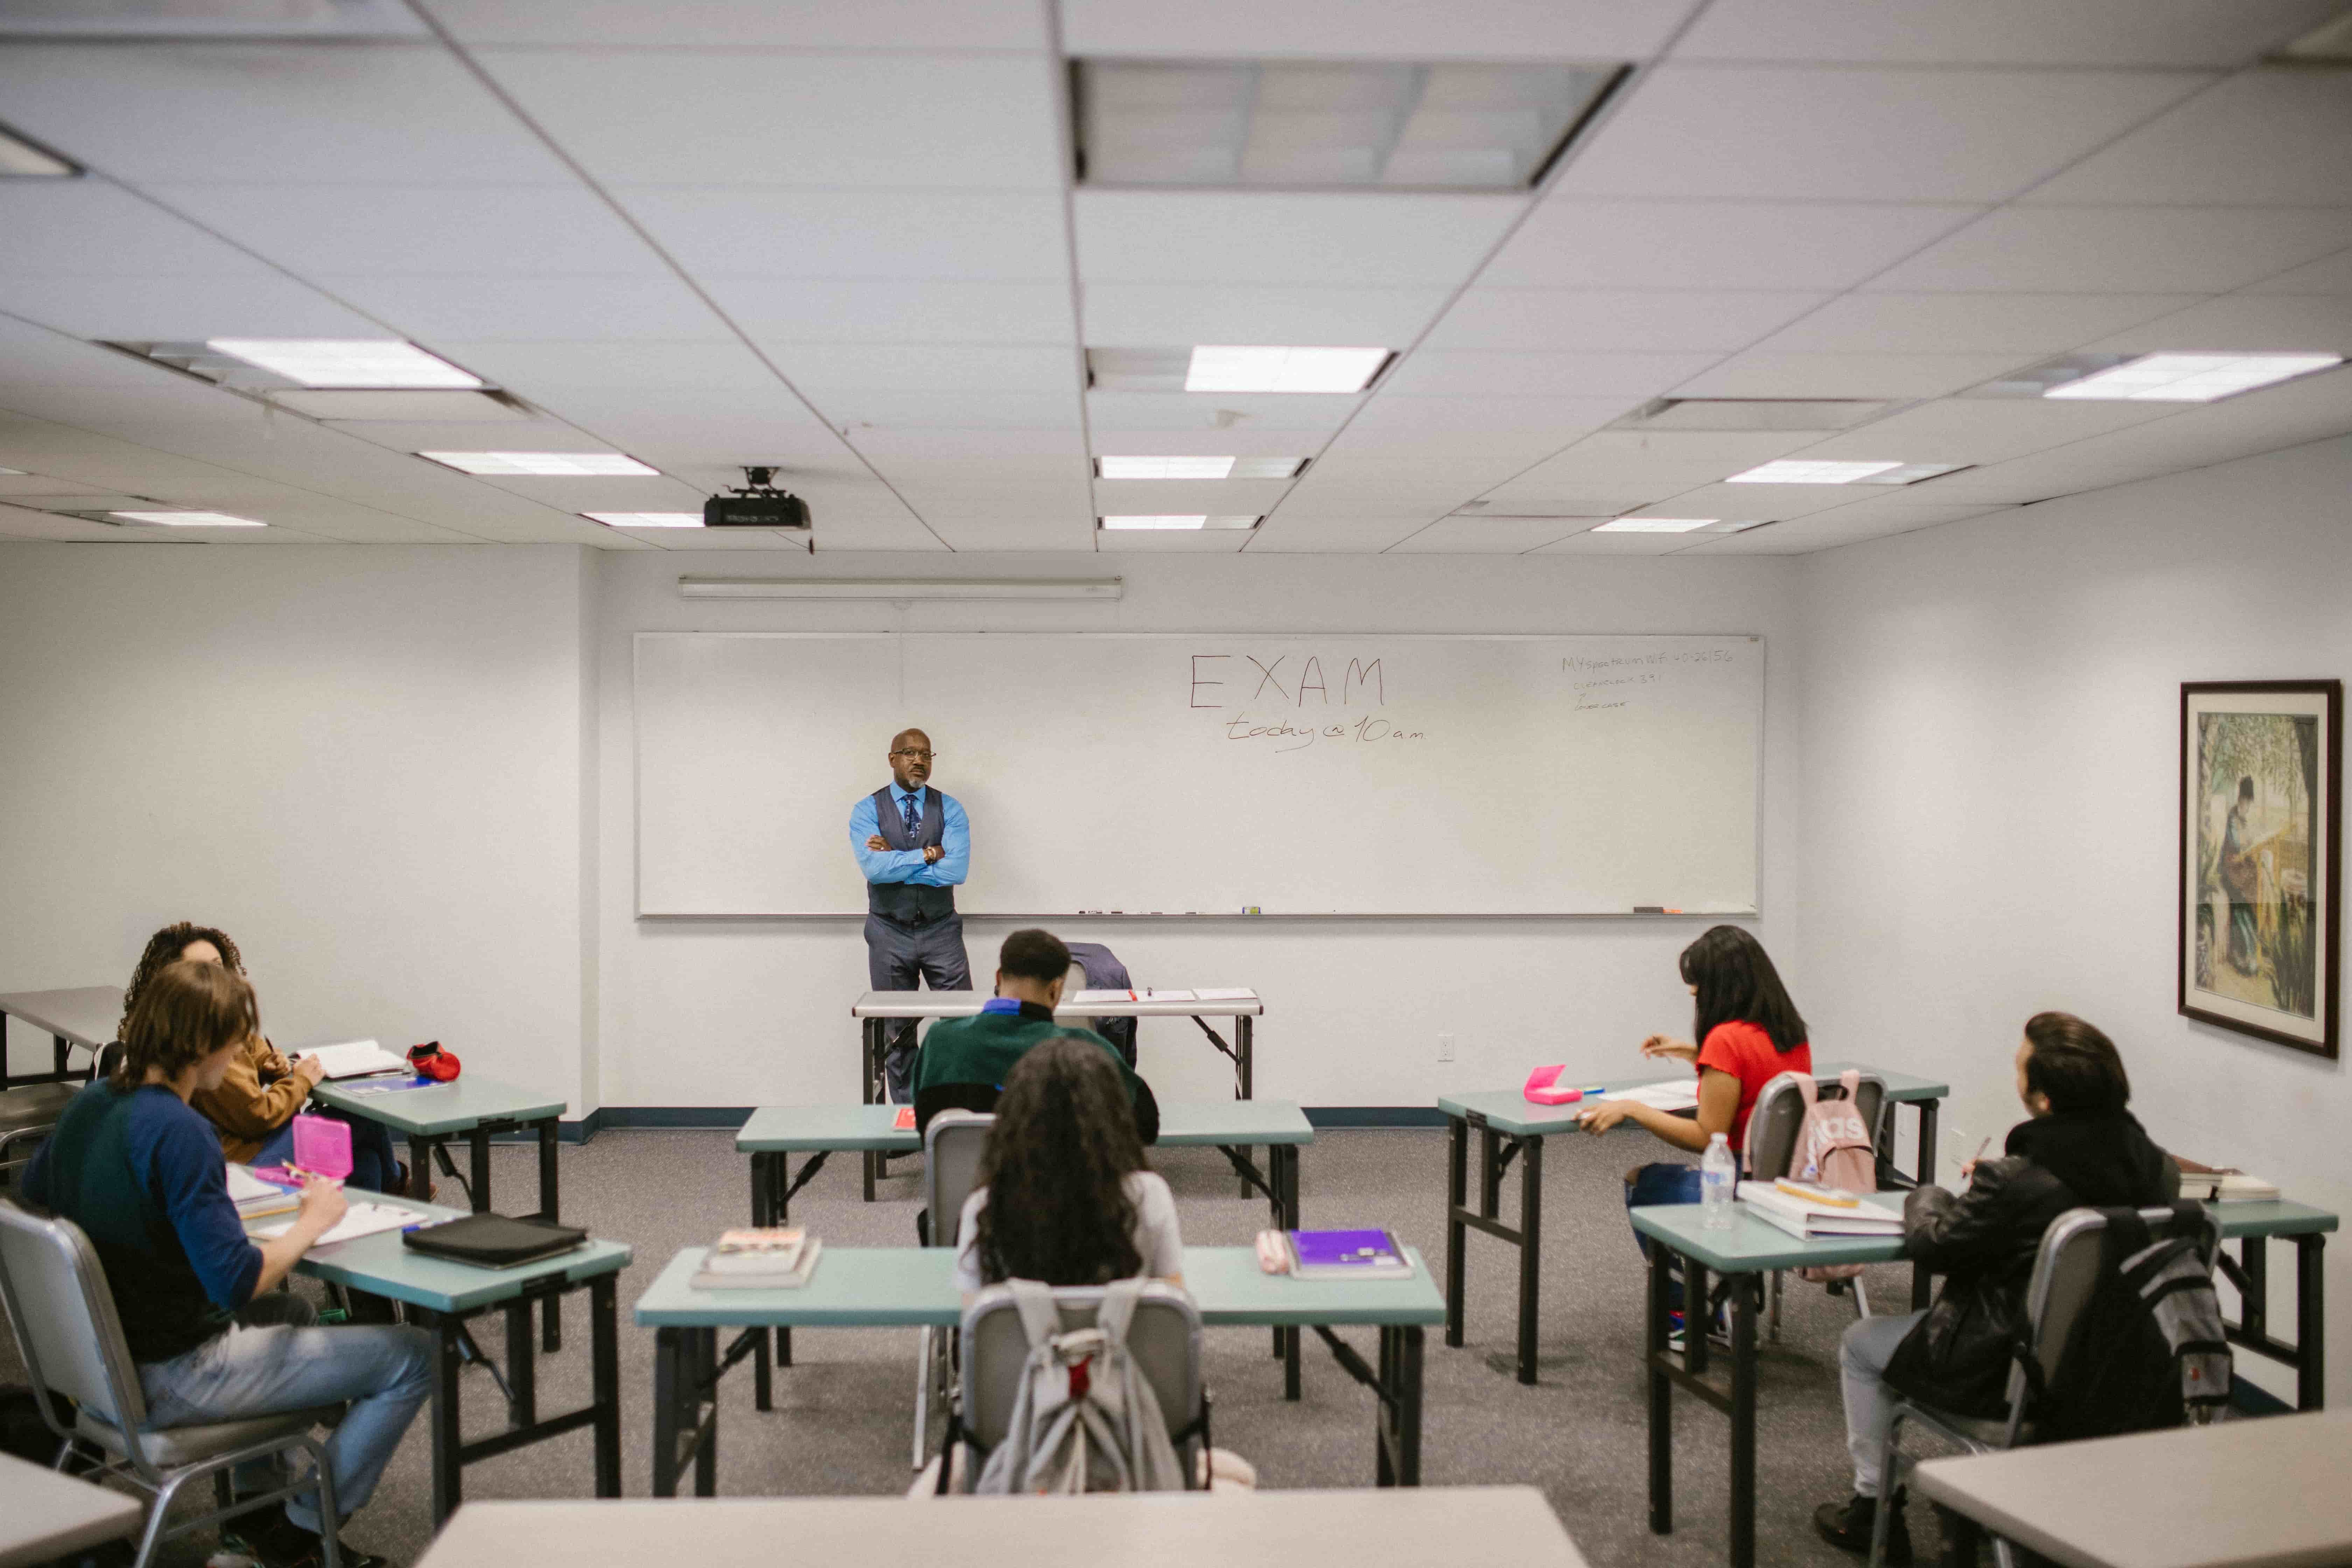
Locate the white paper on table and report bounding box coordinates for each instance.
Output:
[1600,1079,1702,1112]
[1068,989,1135,1005]
[1191,988,1257,1002]
[225,1164,291,1203]
[252,1202,419,1246]
[288,1039,410,1079]
[1138,988,1198,1001]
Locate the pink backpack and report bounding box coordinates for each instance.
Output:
[1792,1069,1876,1283]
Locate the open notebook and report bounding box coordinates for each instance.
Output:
[288,1039,409,1080]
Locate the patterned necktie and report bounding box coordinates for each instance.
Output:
[901,791,920,839]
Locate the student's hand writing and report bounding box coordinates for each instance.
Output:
[865,834,889,851]
[295,1175,347,1237]
[1578,1102,1633,1135]
[1640,1035,1698,1062]
[294,1056,327,1088]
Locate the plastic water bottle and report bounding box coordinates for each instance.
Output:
[1701,1133,1737,1230]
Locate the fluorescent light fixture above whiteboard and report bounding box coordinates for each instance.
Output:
[110,510,268,527]
[420,451,659,476]
[1185,345,1389,394]
[206,339,482,388]
[678,577,1123,601]
[585,512,702,528]
[2043,352,2342,402]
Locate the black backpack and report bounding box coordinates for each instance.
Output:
[2028,1202,2225,1441]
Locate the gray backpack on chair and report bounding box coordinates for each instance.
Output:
[971,1279,1187,1494]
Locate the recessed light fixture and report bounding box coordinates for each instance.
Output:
[1727,459,1964,485]
[583,512,704,528]
[1592,517,1718,533]
[0,466,26,476]
[1098,514,1263,530]
[0,121,79,178]
[206,339,482,390]
[420,451,659,477]
[109,511,268,527]
[1094,455,1308,479]
[2043,352,2343,403]
[1185,346,1390,395]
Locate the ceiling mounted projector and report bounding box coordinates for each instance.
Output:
[706,467,813,549]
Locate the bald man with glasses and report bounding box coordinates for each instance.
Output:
[849,727,972,1101]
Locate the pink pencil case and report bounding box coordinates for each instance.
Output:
[1523,1065,1585,1106]
[290,1113,353,1180]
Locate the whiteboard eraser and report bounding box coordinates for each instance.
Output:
[1634,905,1667,914]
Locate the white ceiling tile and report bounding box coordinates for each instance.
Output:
[1869,206,2352,293]
[2243,246,2352,295]
[527,396,841,456]
[1803,397,2179,464]
[1422,289,1828,352]
[1554,65,2207,203]
[1671,350,2026,400]
[148,183,672,277]
[0,272,386,340]
[1080,285,1449,349]
[613,188,1070,280]
[854,428,1088,460]
[476,49,1063,189]
[2072,293,2352,354]
[1673,1,2342,66]
[707,279,1075,345]
[1074,191,1525,286]
[1528,528,1688,554]
[1091,478,1296,513]
[0,181,273,276]
[1687,506,2015,553]
[816,389,1084,428]
[1573,429,1838,463]
[925,516,1095,550]
[881,456,1089,487]
[1093,528,1252,552]
[1759,291,2204,354]
[424,0,1049,49]
[1386,516,1587,552]
[761,344,1077,395]
[1481,200,1981,290]
[2024,71,2352,208]
[1626,479,1877,517]
[1489,449,1735,490]
[314,275,730,342]
[1331,395,1630,455]
[1060,0,1696,59]
[1381,349,1721,399]
[0,43,572,184]
[1460,489,1684,516]
[1246,514,1433,552]
[1085,391,1358,434]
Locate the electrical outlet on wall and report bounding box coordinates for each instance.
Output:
[1437,1033,1456,1062]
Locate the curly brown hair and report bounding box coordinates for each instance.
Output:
[112,959,258,1091]
[120,922,244,1041]
[972,1036,1149,1287]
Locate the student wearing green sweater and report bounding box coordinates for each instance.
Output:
[912,928,1159,1143]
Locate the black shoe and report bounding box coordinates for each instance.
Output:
[232,1511,386,1568]
[1814,1494,1912,1564]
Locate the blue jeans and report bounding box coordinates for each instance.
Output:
[1625,1162,1705,1310]
[138,1293,433,1531]
[1840,1309,1927,1495]
[252,1109,400,1195]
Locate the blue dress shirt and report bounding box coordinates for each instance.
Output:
[849,783,970,889]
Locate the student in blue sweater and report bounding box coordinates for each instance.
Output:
[23,959,431,1568]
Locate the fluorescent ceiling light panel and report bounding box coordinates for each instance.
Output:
[419,451,658,476]
[0,122,79,177]
[206,339,482,389]
[1098,514,1262,531]
[1097,455,1236,479]
[110,511,267,527]
[1074,58,1622,190]
[681,577,1122,601]
[1725,459,1963,486]
[1185,345,1388,394]
[2042,352,2343,403]
[583,512,704,528]
[1592,517,1717,533]
[0,467,26,476]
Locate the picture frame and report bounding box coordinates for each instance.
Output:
[2178,680,2342,1058]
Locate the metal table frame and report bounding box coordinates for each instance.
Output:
[0,987,116,1091]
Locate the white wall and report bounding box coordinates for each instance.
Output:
[1797,434,2352,1403]
[0,545,597,1113]
[593,550,1806,1110]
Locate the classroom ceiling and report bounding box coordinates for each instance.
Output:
[0,0,2348,555]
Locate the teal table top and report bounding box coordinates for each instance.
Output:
[250,1197,630,1313]
[635,1244,1444,1329]
[1631,1198,1909,1274]
[737,1099,1313,1155]
[1438,1058,1948,1138]
[311,1071,567,1136]
[2212,1199,2338,1239]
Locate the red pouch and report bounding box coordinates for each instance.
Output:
[408,1041,462,1082]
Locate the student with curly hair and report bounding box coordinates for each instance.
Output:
[122,922,402,1194]
[952,1035,1182,1293]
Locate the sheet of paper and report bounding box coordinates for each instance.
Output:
[1068,989,1134,1005]
[291,1039,410,1079]
[1191,988,1257,1002]
[252,1201,420,1246]
[1601,1079,1701,1111]
[1139,988,1197,1001]
[225,1163,291,1203]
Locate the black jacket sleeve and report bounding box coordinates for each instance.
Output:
[1902,1155,2040,1275]
[1131,1076,1161,1146]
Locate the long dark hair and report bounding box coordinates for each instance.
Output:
[973,1036,1148,1286]
[111,960,258,1091]
[1681,925,1807,1054]
[121,922,245,1040]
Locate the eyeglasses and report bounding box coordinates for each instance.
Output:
[892,749,936,761]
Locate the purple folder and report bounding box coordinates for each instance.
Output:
[1288,1228,1406,1270]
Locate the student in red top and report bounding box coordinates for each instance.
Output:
[1580,925,1811,1339]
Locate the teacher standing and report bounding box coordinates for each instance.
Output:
[849,727,972,1101]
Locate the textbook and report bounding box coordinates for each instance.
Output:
[225,1163,299,1219]
[692,1238,823,1290]
[287,1038,411,1080]
[1737,1181,1904,1240]
[1285,1228,1413,1278]
[702,1227,808,1275]
[2178,1170,2280,1203]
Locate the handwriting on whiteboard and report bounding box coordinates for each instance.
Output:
[1220,714,1429,753]
[1189,653,1385,709]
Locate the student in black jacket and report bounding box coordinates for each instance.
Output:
[1814,1012,2176,1563]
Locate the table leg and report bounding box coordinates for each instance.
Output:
[407,1135,432,1202]
[537,1120,562,1353]
[503,1300,537,1427]
[862,1019,883,1201]
[1910,1099,1939,1310]
[1729,1275,1757,1568]
[52,1031,68,1080]
[468,1127,492,1214]
[590,1278,620,1497]
[1647,1242,1673,1536]
[1275,1143,1300,1395]
[651,1326,682,1499]
[1516,1133,1542,1386]
[429,1314,463,1527]
[1445,1116,1468,1350]
[1376,1326,1395,1488]
[1394,1324,1423,1485]
[2298,1233,2326,1410]
[1237,1014,1253,1100]
[746,1153,779,1392]
[695,1327,719,1497]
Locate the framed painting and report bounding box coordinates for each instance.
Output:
[2179,680,2342,1058]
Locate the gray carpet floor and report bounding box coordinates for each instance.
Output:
[5,1127,1952,1567]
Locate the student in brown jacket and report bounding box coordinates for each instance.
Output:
[121,923,404,1194]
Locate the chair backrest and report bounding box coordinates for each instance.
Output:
[2003,1203,2220,1435]
[1743,1071,1886,1182]
[0,1199,149,1441]
[960,1280,1203,1462]
[1061,943,1138,1068]
[924,1111,994,1249]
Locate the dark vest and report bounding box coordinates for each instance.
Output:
[868,785,954,923]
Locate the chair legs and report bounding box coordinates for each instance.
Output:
[911,1326,935,1472]
[109,1431,342,1568]
[1853,1275,1871,1318]
[1868,1409,1906,1568]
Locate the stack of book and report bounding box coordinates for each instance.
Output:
[2177,1168,2280,1203]
[1737,1180,1905,1240]
[691,1226,823,1289]
[225,1163,299,1220]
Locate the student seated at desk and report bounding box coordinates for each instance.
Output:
[913,927,1160,1143]
[952,1037,1182,1293]
[123,922,403,1195]
[24,959,432,1568]
[1812,1012,2178,1564]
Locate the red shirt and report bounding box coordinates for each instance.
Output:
[1696,1020,1811,1149]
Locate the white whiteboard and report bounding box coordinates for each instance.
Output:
[634,632,1763,917]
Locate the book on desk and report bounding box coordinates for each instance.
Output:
[1737,1182,1904,1239]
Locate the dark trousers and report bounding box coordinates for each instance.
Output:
[864,911,972,1100]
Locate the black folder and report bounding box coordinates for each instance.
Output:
[402,1213,588,1269]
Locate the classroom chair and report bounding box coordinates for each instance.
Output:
[946,1280,1208,1490]
[1063,942,1138,1068]
[1743,1070,1886,1338]
[1869,1202,2222,1568]
[0,1200,344,1568]
[912,1110,993,1469]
